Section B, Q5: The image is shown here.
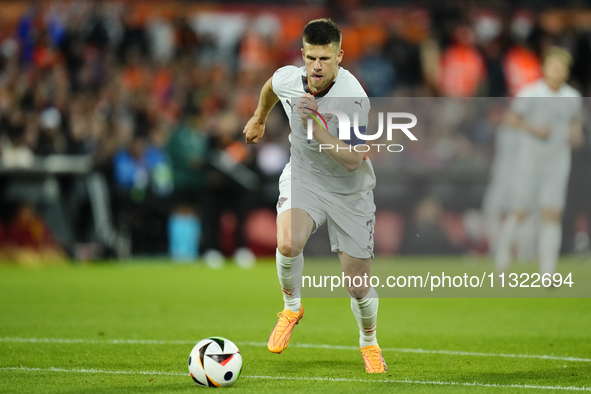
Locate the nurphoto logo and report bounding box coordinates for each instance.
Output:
[304,108,418,153]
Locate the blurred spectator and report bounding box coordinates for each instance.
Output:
[0,109,34,168]
[112,133,172,254]
[438,25,487,97]
[165,113,208,260]
[201,111,257,257]
[400,196,463,255]
[238,23,272,72]
[356,43,395,96]
[35,107,66,155]
[383,14,424,92]
[0,1,590,258]
[113,134,150,194]
[503,44,542,97]
[147,16,175,64]
[481,38,507,97]
[504,11,542,97]
[1,201,68,265]
[16,2,42,65]
[166,113,209,206]
[174,16,199,59]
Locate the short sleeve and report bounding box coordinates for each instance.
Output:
[511,85,535,116]
[271,66,298,97]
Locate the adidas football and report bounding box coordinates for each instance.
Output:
[188,337,242,387]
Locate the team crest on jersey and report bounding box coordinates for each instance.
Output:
[321,113,335,124]
[278,197,288,208]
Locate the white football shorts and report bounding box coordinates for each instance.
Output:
[276,163,376,259]
[510,145,571,212]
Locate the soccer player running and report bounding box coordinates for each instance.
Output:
[495,47,583,276]
[243,19,386,373]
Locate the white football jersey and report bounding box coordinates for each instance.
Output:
[511,79,582,154]
[272,65,375,195]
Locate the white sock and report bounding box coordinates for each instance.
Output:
[351,287,379,348]
[495,214,519,272]
[276,248,303,313]
[538,222,561,275]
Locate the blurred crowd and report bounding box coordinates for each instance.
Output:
[1,0,591,261]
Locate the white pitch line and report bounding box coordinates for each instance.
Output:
[1,366,590,391]
[2,337,590,363]
[241,341,591,363]
[247,375,591,391]
[0,337,196,345]
[0,366,185,376]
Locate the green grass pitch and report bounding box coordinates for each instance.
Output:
[0,257,590,393]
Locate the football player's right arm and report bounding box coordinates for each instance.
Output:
[243,77,279,144]
[502,109,550,139]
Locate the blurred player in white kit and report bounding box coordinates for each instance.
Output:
[483,81,542,260]
[483,123,535,259]
[495,47,583,275]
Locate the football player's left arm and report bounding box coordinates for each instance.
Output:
[503,109,550,139]
[569,112,583,148]
[309,121,364,172]
[298,94,363,172]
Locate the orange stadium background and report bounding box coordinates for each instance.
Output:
[0,0,590,263]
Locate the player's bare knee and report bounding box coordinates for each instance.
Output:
[277,239,303,258]
[277,228,293,257]
[347,285,370,299]
[277,239,292,257]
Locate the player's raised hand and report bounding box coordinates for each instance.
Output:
[297,94,318,127]
[243,116,265,144]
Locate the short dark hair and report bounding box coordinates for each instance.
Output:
[303,18,341,48]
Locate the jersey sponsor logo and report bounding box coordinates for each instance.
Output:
[354,99,363,108]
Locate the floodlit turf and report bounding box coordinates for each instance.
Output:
[0,257,590,393]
